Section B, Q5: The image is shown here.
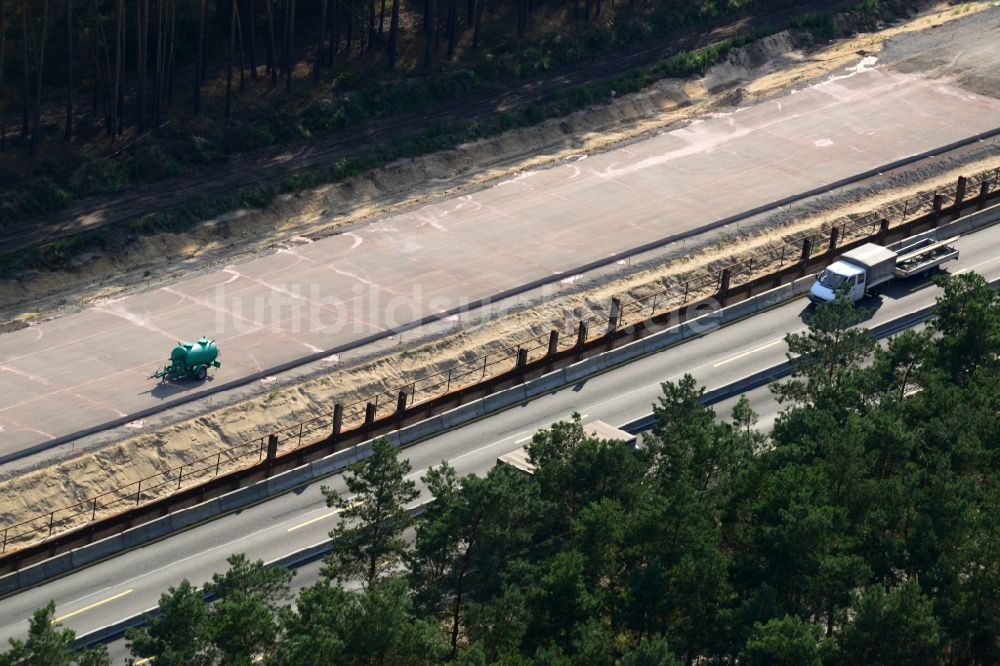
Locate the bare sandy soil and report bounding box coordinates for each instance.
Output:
[1,1,997,537]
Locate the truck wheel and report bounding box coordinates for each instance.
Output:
[197,366,208,381]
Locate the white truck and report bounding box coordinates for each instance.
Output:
[809,237,959,304]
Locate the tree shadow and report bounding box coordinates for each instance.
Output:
[144,375,215,400]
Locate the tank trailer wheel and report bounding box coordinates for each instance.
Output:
[197,366,208,381]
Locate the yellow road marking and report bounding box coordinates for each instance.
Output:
[713,338,783,368]
[133,658,152,665]
[287,501,359,532]
[515,436,531,444]
[55,589,133,623]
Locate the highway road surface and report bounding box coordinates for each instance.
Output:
[2,17,1000,457]
[1,220,999,663]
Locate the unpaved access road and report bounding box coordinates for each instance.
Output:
[2,4,999,461]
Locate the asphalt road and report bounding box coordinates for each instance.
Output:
[1,222,998,662]
[2,50,1000,459]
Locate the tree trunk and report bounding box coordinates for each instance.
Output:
[377,0,385,35]
[328,0,338,66]
[92,1,102,119]
[194,0,204,113]
[248,0,257,79]
[136,0,147,133]
[284,0,294,92]
[264,0,276,85]
[446,0,456,58]
[280,0,288,74]
[466,0,473,27]
[19,0,28,138]
[357,0,365,56]
[90,1,100,120]
[423,0,433,68]
[153,0,162,126]
[313,0,326,81]
[29,0,47,155]
[472,0,482,48]
[345,0,352,55]
[1,0,7,149]
[166,0,176,103]
[386,0,399,71]
[64,0,73,140]
[434,0,441,52]
[236,0,245,91]
[225,0,235,116]
[595,0,600,17]
[113,0,123,136]
[448,555,471,658]
[367,0,374,53]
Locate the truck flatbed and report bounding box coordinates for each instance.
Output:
[893,237,960,278]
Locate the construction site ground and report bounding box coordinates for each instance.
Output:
[0,1,998,531]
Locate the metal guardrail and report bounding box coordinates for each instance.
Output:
[1,167,997,560]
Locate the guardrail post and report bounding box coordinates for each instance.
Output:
[364,402,376,430]
[932,193,944,226]
[718,269,732,306]
[800,238,812,276]
[828,226,840,254]
[265,434,279,477]
[547,330,559,360]
[515,348,528,378]
[879,218,890,242]
[977,181,990,211]
[954,175,968,213]
[396,390,408,416]
[332,403,343,439]
[576,321,588,357]
[607,297,622,335]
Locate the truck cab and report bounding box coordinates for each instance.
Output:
[809,260,866,304]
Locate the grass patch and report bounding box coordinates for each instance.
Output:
[791,11,837,41]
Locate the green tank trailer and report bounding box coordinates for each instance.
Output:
[150,337,221,381]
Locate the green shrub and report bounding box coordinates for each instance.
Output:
[124,146,186,183]
[68,159,128,197]
[792,11,836,40]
